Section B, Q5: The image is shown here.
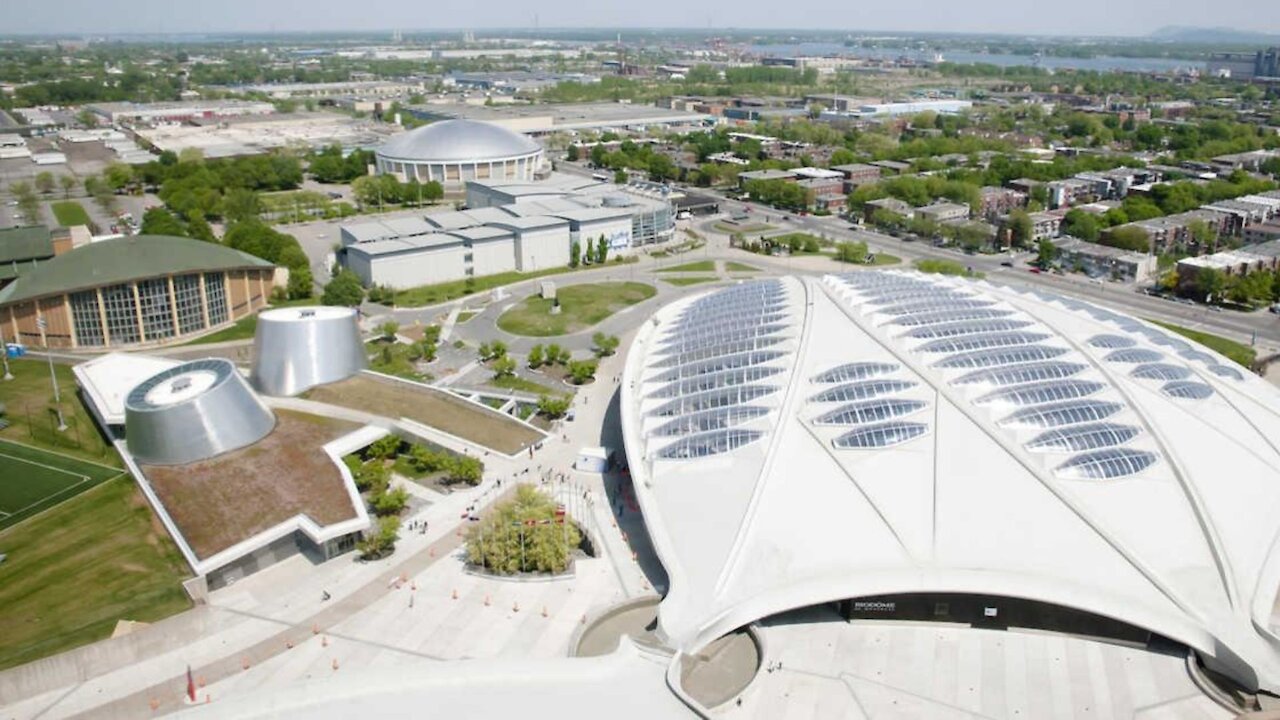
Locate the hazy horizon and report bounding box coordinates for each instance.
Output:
[5,0,1280,39]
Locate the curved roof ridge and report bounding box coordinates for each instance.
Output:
[0,234,271,306]
[376,119,542,163]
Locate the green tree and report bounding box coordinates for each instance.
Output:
[527,344,545,369]
[368,434,402,461]
[420,340,438,362]
[595,235,609,264]
[1062,209,1100,242]
[34,171,55,195]
[613,168,628,184]
[567,359,598,385]
[185,213,217,243]
[221,188,261,223]
[565,145,580,161]
[372,486,409,516]
[1187,219,1218,253]
[834,240,869,263]
[1007,209,1035,248]
[140,207,187,236]
[58,174,76,199]
[592,332,620,357]
[464,486,581,574]
[1104,226,1151,253]
[322,269,365,306]
[104,163,134,192]
[492,355,517,378]
[545,343,568,366]
[378,320,400,340]
[1036,238,1058,268]
[1197,267,1226,303]
[358,516,401,560]
[536,394,571,419]
[589,145,607,167]
[569,240,581,268]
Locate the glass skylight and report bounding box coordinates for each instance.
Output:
[656,429,763,460]
[1000,400,1124,429]
[833,422,928,449]
[933,345,1069,370]
[1025,423,1141,453]
[811,362,899,384]
[810,379,916,403]
[1057,448,1157,480]
[814,399,928,426]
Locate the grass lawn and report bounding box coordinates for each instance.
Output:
[914,258,983,279]
[0,359,120,465]
[1149,320,1257,368]
[714,222,774,234]
[178,298,315,346]
[305,375,544,454]
[656,260,716,273]
[663,276,720,287]
[456,311,478,323]
[0,440,122,531]
[367,340,433,382]
[487,373,567,397]
[869,253,902,266]
[724,261,760,273]
[496,282,656,337]
[0,476,192,670]
[50,200,91,227]
[393,258,638,308]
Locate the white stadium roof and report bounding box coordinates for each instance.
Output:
[376,119,542,163]
[621,271,1280,692]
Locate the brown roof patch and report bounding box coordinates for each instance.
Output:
[142,411,360,559]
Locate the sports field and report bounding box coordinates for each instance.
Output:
[0,439,122,531]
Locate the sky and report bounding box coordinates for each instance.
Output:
[4,0,1280,38]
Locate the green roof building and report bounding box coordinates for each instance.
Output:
[0,234,276,350]
[0,225,66,288]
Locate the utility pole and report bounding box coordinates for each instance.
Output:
[0,318,12,381]
[37,314,66,430]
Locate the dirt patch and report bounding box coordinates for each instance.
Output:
[305,374,544,455]
[142,411,360,560]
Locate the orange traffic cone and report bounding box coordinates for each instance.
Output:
[149,698,160,712]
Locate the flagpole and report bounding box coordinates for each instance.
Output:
[0,318,13,381]
[37,312,65,430]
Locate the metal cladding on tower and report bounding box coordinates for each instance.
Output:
[125,358,276,466]
[249,306,367,397]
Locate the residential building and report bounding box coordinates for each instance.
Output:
[1054,237,1158,282]
[979,187,1028,221]
[916,202,970,224]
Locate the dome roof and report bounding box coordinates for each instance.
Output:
[622,271,1280,692]
[376,120,542,163]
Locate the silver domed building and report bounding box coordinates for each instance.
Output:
[374,119,545,190]
[125,358,275,465]
[250,306,367,397]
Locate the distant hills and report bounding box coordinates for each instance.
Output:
[1149,26,1280,44]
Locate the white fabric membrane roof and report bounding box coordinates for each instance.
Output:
[620,271,1280,692]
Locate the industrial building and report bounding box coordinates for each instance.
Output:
[0,235,275,350]
[404,101,717,136]
[89,100,276,125]
[136,112,394,159]
[374,119,546,190]
[341,174,674,289]
[239,80,423,99]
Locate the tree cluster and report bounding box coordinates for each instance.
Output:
[464,486,581,575]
